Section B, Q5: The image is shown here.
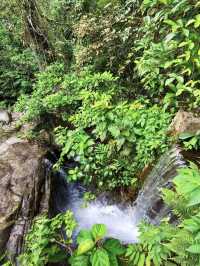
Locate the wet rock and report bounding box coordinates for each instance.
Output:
[0,113,50,261]
[134,146,186,224]
[169,110,200,136]
[0,110,11,124]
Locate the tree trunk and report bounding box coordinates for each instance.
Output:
[19,0,55,63]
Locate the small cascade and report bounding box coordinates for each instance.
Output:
[49,145,186,244]
[66,183,139,243]
[134,145,186,224]
[50,167,139,243]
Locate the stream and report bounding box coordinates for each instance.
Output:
[50,145,186,244]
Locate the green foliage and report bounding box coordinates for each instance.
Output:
[15,63,65,120]
[17,220,125,266]
[2,0,200,264]
[0,21,39,106]
[179,131,200,150]
[16,65,171,190]
[55,99,170,189]
[0,253,12,266]
[69,224,125,266]
[126,221,174,266]
[18,211,77,266]
[126,163,200,266]
[71,0,141,80]
[135,0,200,109]
[82,192,96,208]
[163,163,200,214]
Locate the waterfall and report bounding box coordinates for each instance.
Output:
[134,145,186,224]
[50,145,186,244]
[50,168,139,243]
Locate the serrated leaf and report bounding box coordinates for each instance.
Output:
[92,249,110,266]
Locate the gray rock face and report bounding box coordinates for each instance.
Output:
[170,110,200,135]
[0,110,11,124]
[0,113,50,261]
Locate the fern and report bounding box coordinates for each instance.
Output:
[126,164,200,266]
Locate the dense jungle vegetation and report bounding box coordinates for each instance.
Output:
[2,0,200,265]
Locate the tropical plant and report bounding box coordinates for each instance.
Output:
[69,224,125,266]
[0,21,39,107]
[126,163,200,266]
[135,0,200,109]
[82,192,96,208]
[54,98,171,190]
[16,65,171,191]
[18,211,77,266]
[179,131,200,151]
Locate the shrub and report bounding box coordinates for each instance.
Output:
[135,0,200,109]
[16,64,171,190]
[0,22,39,106]
[69,224,125,266]
[18,211,77,266]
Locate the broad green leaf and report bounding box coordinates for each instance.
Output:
[68,255,89,266]
[184,217,200,233]
[146,255,151,266]
[108,254,118,266]
[49,250,67,262]
[92,249,110,266]
[77,229,93,244]
[165,262,177,266]
[186,19,195,27]
[179,132,195,140]
[103,239,125,255]
[77,239,95,255]
[187,244,200,254]
[195,14,200,28]
[165,78,175,86]
[138,253,145,266]
[187,188,200,207]
[159,0,169,5]
[108,125,120,138]
[134,252,140,265]
[165,33,176,43]
[92,224,107,242]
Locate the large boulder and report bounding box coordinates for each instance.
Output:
[169,110,200,136]
[0,110,11,124]
[0,113,50,261]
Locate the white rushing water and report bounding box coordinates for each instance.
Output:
[51,145,186,244]
[67,184,140,243]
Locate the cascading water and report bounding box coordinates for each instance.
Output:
[50,145,186,244]
[50,168,139,243]
[134,145,186,224]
